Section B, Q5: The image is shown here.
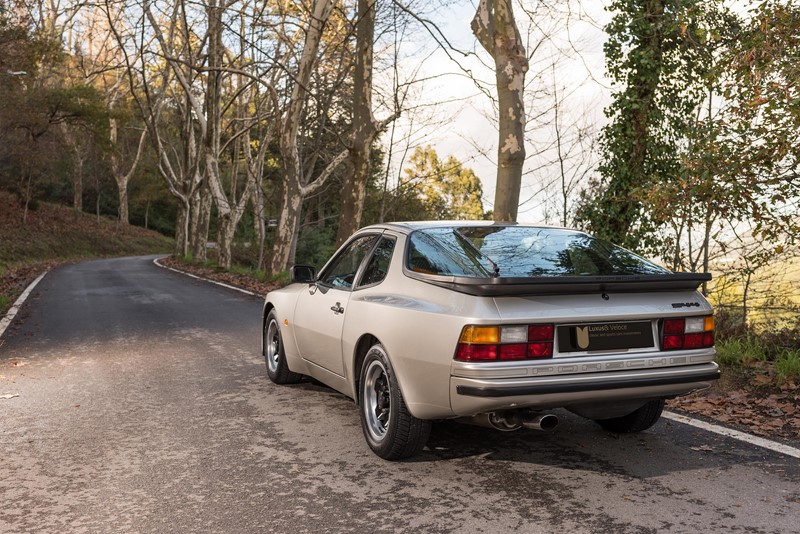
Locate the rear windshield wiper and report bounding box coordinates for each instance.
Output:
[453,229,500,277]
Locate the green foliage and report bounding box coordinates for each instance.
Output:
[715,320,800,385]
[0,12,112,212]
[398,146,484,221]
[715,336,800,386]
[715,0,800,244]
[268,270,291,287]
[715,337,769,367]
[295,225,338,269]
[775,349,800,385]
[577,0,734,254]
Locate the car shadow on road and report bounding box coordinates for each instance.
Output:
[279,378,798,480]
[417,417,798,480]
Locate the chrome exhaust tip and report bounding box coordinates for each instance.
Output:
[457,411,559,432]
[521,413,559,432]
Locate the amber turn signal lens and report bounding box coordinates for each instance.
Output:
[459,326,500,344]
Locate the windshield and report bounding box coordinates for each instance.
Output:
[405,226,669,278]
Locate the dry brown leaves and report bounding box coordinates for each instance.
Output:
[159,256,281,298]
[669,378,800,442]
[0,261,59,314]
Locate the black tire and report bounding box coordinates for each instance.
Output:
[359,344,431,460]
[596,399,665,433]
[263,310,302,384]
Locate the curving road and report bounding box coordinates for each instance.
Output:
[0,256,798,533]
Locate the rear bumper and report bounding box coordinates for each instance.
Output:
[449,362,719,416]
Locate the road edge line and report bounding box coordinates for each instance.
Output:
[152,257,260,297]
[0,271,49,339]
[663,410,800,459]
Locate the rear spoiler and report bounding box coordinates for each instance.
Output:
[406,272,711,297]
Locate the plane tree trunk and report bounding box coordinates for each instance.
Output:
[472,0,528,222]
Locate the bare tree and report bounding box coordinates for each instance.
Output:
[472,0,528,222]
[268,0,351,274]
[79,4,149,225]
[335,0,400,245]
[105,0,205,255]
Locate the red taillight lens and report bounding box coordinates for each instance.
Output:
[703,331,714,346]
[499,344,527,360]
[661,316,714,351]
[684,333,704,349]
[455,324,555,361]
[663,319,685,335]
[527,342,553,358]
[662,334,684,350]
[455,344,497,361]
[528,324,554,341]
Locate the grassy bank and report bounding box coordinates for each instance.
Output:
[0,191,173,316]
[716,336,800,386]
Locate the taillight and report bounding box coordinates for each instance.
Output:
[455,324,554,362]
[661,316,714,350]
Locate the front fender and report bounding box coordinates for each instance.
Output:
[263,285,309,376]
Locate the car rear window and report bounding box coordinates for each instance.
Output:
[406,226,669,278]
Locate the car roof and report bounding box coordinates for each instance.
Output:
[360,220,577,236]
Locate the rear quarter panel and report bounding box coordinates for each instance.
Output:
[343,277,499,419]
[340,230,500,419]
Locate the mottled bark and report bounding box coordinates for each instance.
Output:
[109,116,147,226]
[189,181,211,261]
[270,173,304,274]
[175,200,190,257]
[253,185,266,271]
[73,158,83,211]
[336,0,377,245]
[268,0,339,274]
[472,0,528,222]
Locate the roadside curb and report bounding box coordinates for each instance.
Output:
[152,257,260,297]
[0,271,48,340]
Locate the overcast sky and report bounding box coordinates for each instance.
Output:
[376,1,613,223]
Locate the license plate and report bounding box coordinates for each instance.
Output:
[557,321,653,352]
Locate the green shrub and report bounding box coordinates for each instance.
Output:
[715,337,769,367]
[775,349,800,385]
[295,225,336,269]
[269,271,291,286]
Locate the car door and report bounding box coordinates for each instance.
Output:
[292,234,380,376]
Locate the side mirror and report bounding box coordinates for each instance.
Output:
[291,264,316,284]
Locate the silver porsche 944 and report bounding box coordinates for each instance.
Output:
[261,222,719,460]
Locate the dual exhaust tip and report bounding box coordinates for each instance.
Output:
[464,411,559,432]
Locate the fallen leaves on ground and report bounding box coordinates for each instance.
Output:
[0,261,59,315]
[160,256,281,298]
[669,378,800,442]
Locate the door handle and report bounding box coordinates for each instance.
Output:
[330,303,344,314]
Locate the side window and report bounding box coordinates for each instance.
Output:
[319,235,378,290]
[358,237,395,287]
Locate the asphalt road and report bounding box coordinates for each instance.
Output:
[0,256,798,534]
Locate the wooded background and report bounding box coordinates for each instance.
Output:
[1,0,798,330]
